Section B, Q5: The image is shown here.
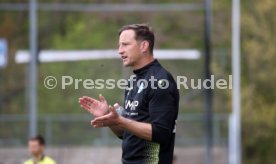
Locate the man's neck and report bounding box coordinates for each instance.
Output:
[34,154,43,162]
[133,55,155,70]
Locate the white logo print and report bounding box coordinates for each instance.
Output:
[125,100,139,111]
[173,120,177,133]
[137,82,144,93]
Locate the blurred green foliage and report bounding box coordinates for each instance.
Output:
[0,0,275,163]
[241,0,276,163]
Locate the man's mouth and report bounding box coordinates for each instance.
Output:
[121,56,128,61]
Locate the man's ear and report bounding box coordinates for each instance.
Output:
[140,41,149,54]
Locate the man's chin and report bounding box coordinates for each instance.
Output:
[123,62,131,67]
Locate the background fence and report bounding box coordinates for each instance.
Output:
[0,113,229,147]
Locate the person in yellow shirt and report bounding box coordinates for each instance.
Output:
[24,135,56,164]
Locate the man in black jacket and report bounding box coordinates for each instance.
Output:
[79,24,179,164]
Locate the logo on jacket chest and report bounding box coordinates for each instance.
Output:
[125,100,139,111]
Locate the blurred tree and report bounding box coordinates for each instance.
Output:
[1,1,275,161]
[241,0,276,163]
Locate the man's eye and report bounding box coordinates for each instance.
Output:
[119,43,129,47]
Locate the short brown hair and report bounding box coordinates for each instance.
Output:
[29,135,45,145]
[119,24,155,53]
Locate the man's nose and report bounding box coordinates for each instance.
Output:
[118,47,124,55]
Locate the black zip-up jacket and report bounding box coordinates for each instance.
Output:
[121,59,179,164]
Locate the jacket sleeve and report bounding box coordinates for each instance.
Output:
[148,79,178,145]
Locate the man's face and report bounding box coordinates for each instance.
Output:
[118,30,143,68]
[28,140,44,157]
